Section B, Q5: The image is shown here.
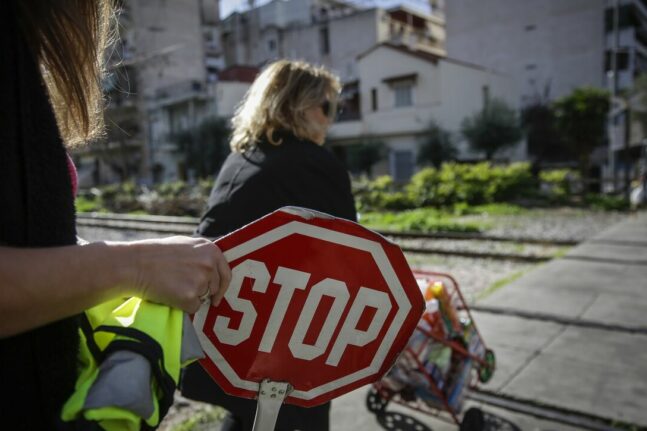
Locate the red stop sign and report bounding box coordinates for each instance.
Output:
[192,207,424,407]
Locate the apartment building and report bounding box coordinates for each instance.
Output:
[445,0,612,102]
[328,43,520,181]
[74,0,252,184]
[219,0,446,83]
[445,0,647,186]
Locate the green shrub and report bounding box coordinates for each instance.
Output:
[540,169,578,202]
[75,195,102,213]
[98,182,143,213]
[405,162,535,207]
[489,162,536,201]
[77,178,217,216]
[584,194,629,211]
[353,175,415,211]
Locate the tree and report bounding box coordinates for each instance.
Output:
[345,139,385,178]
[461,98,522,160]
[522,101,569,163]
[417,120,457,168]
[172,117,230,180]
[553,87,610,188]
[93,111,141,183]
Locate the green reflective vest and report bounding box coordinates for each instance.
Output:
[61,297,203,431]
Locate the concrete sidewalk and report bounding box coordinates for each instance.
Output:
[331,212,647,430]
[475,212,647,428]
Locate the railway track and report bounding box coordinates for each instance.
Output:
[464,389,639,431]
[76,212,573,263]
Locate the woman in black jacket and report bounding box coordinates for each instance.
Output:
[181,60,357,430]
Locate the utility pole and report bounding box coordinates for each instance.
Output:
[608,0,620,192]
[609,0,632,201]
[608,0,619,194]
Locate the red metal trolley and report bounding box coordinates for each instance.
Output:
[366,270,496,431]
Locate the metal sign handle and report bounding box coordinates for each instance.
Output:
[252,379,292,431]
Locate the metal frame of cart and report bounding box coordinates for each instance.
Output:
[366,270,496,431]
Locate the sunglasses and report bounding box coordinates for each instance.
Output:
[321,100,343,119]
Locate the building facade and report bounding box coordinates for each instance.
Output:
[445,0,613,103]
[75,0,253,185]
[445,0,647,189]
[328,43,520,181]
[220,0,446,83]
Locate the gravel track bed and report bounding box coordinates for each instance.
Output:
[463,208,628,241]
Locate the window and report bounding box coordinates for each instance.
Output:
[605,49,631,71]
[371,88,378,111]
[605,5,639,32]
[394,83,413,107]
[268,39,276,51]
[320,26,330,55]
[525,63,537,70]
[524,24,536,31]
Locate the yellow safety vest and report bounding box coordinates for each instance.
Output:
[61,297,203,431]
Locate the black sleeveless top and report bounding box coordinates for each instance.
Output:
[0,3,80,429]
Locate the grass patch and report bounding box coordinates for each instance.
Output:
[552,246,572,259]
[359,209,487,233]
[452,202,527,216]
[476,269,529,301]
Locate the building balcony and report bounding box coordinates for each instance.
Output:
[153,80,207,107]
[337,111,361,122]
[328,119,364,141]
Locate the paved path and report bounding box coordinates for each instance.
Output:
[331,212,647,430]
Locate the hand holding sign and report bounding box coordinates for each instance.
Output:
[192,207,424,429]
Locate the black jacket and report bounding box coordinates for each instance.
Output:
[196,132,357,239]
[182,132,356,431]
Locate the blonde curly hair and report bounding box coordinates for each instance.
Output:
[230,60,341,152]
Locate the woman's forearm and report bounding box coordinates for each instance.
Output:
[0,236,231,338]
[0,242,133,337]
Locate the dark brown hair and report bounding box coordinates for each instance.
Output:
[17,0,113,147]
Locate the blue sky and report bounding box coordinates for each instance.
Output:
[219,0,431,18]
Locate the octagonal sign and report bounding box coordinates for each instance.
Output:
[192,207,425,407]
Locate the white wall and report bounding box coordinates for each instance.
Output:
[278,9,381,82]
[131,0,206,98]
[257,0,313,29]
[445,0,606,102]
[341,46,517,137]
[327,9,381,81]
[210,81,251,117]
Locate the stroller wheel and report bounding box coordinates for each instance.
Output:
[460,407,485,431]
[478,349,496,383]
[365,387,389,414]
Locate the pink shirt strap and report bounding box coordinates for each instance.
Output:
[66,153,78,198]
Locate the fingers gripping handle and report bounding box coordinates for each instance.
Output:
[252,379,291,431]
